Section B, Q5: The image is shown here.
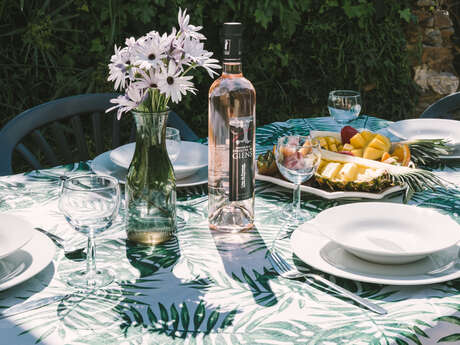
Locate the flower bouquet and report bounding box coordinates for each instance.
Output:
[106,8,220,245]
[107,8,220,117]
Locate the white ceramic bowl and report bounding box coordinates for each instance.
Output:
[311,202,460,264]
[110,141,208,180]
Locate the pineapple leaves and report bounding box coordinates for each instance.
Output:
[390,167,454,203]
[405,139,453,168]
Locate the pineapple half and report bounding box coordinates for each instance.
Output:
[316,149,450,202]
[316,156,392,193]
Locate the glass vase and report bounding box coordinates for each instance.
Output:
[125,109,176,245]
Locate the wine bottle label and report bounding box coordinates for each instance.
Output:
[229,117,254,201]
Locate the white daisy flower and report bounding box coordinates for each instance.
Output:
[134,33,167,70]
[197,55,221,78]
[125,37,137,48]
[157,61,196,103]
[183,37,205,63]
[134,68,159,90]
[177,8,206,40]
[106,86,146,119]
[107,45,136,89]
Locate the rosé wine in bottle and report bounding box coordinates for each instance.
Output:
[208,22,256,232]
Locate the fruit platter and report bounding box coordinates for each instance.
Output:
[256,125,451,201]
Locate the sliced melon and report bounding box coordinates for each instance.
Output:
[367,137,388,151]
[363,146,384,160]
[351,148,363,157]
[374,134,391,152]
[360,130,375,142]
[350,133,366,148]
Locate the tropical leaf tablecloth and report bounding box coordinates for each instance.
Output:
[1,116,460,345]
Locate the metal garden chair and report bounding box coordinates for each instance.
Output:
[0,93,199,176]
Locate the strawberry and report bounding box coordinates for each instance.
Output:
[340,126,359,144]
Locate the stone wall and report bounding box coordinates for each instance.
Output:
[406,0,459,116]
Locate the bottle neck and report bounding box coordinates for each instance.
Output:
[222,61,242,76]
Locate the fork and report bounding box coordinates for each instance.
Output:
[34,227,86,260]
[268,250,388,315]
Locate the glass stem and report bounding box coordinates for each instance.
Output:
[86,231,97,286]
[293,183,301,218]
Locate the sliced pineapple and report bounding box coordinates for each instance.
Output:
[337,163,358,182]
[317,137,328,149]
[317,159,328,174]
[325,136,336,146]
[321,162,342,179]
[313,135,342,151]
[342,143,354,151]
[315,158,391,193]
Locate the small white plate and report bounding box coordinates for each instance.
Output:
[312,203,460,264]
[0,230,55,291]
[110,141,208,180]
[255,172,404,200]
[386,119,460,159]
[291,223,460,285]
[90,151,208,187]
[0,214,34,260]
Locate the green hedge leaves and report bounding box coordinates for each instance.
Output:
[1,0,416,137]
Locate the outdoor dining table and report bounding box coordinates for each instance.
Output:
[0,115,459,345]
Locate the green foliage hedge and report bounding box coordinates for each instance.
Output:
[1,0,417,138]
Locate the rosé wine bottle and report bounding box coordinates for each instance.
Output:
[208,22,256,232]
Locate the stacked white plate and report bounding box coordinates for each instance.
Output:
[385,119,460,159]
[91,141,208,187]
[291,203,460,285]
[0,214,55,291]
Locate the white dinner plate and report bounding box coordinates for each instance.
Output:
[0,214,34,259]
[110,141,208,180]
[312,203,460,264]
[255,171,404,200]
[90,151,208,187]
[291,223,460,285]
[386,119,460,159]
[0,230,55,291]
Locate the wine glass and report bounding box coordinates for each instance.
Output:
[166,127,181,163]
[328,90,361,124]
[59,174,120,288]
[275,135,321,221]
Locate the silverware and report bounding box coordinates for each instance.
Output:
[0,294,70,318]
[34,227,86,260]
[268,250,388,315]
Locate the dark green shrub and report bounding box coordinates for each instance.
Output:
[1,0,417,139]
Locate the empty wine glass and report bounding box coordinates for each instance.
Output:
[59,174,120,288]
[166,127,181,163]
[328,90,361,124]
[275,136,321,221]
